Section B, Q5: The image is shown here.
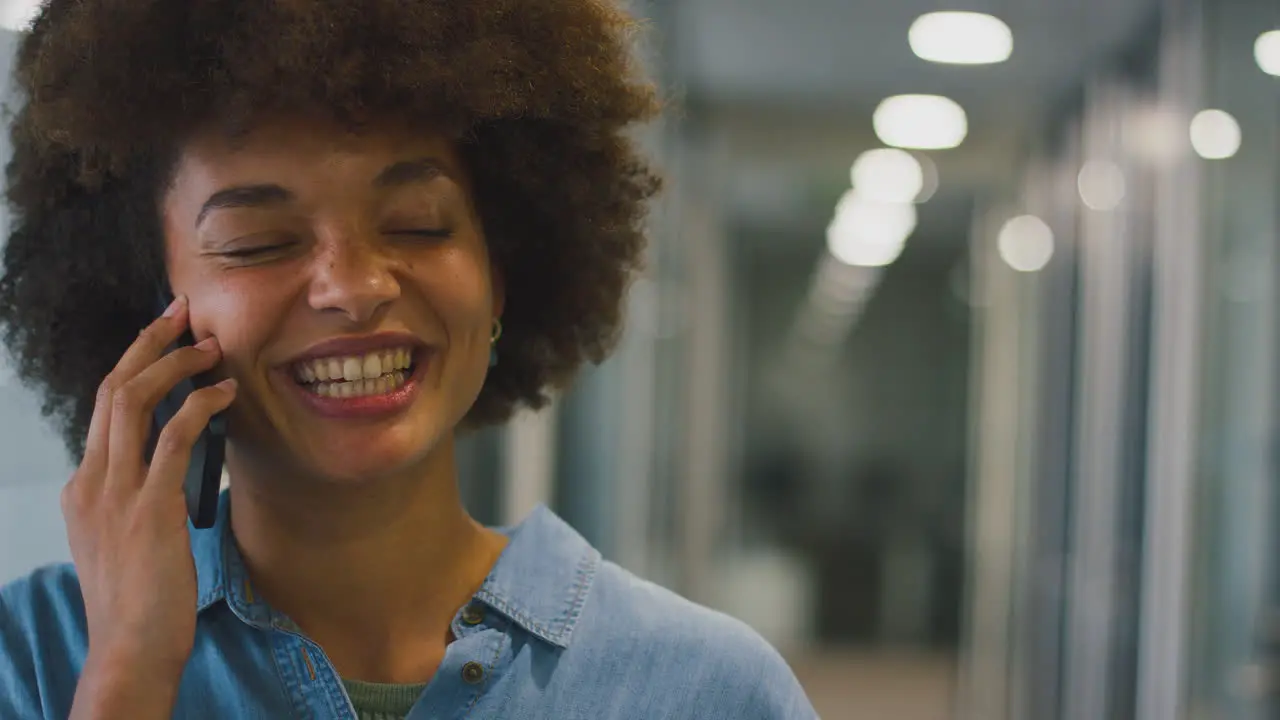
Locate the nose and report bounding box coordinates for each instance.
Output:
[306,233,401,323]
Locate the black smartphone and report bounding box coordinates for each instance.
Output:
[146,288,226,529]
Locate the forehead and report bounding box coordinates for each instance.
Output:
[170,113,463,186]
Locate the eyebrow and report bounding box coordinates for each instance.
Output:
[195,158,447,228]
[196,185,294,228]
[372,157,446,188]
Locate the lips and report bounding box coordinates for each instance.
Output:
[277,332,431,416]
[286,332,426,365]
[283,349,429,418]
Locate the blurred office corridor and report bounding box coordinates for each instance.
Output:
[2,0,1280,718]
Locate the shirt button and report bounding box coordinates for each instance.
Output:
[461,661,486,685]
[460,603,485,626]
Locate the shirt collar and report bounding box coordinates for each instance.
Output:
[474,504,600,649]
[192,491,229,614]
[192,492,274,628]
[192,494,600,649]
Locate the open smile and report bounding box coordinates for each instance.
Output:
[292,346,417,398]
[281,335,433,420]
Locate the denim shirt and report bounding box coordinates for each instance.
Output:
[0,496,818,719]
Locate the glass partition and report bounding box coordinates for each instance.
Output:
[1186,1,1280,718]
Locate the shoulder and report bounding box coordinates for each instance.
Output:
[0,562,86,639]
[0,564,86,718]
[577,560,817,719]
[1,562,84,613]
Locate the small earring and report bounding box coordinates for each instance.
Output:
[489,319,503,368]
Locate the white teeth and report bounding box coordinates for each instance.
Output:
[295,346,416,385]
[304,360,413,400]
[296,349,411,400]
[341,357,359,382]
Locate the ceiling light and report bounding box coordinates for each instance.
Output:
[873,94,968,150]
[1189,109,1241,159]
[998,215,1054,273]
[849,148,925,203]
[0,1,40,32]
[826,190,917,268]
[1255,30,1280,76]
[1077,161,1126,211]
[909,11,1013,65]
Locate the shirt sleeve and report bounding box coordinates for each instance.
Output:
[687,615,819,720]
[0,565,87,720]
[740,641,820,720]
[0,589,43,718]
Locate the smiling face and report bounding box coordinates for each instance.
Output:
[160,113,502,484]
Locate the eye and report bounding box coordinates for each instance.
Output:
[219,243,296,259]
[209,240,303,267]
[387,228,453,240]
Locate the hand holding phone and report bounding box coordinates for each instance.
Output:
[61,294,236,716]
[147,289,227,530]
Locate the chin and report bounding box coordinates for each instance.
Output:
[286,418,449,486]
[311,463,410,486]
[302,449,429,487]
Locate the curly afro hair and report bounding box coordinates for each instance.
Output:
[0,0,661,461]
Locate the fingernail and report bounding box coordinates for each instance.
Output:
[195,337,219,352]
[162,294,187,318]
[217,378,238,392]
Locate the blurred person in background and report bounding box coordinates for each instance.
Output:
[0,1,816,718]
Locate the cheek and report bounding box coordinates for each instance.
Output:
[189,280,287,371]
[423,247,496,325]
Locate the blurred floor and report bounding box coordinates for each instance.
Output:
[790,649,955,720]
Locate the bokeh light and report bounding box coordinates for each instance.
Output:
[997,215,1055,273]
[908,12,1013,65]
[850,148,925,204]
[873,95,969,150]
[1189,109,1241,160]
[826,190,917,267]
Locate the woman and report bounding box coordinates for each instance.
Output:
[0,1,817,718]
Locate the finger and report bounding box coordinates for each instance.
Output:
[105,338,223,492]
[109,295,191,387]
[77,378,117,481]
[144,379,237,498]
[87,295,191,473]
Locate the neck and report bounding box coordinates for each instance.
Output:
[224,435,508,683]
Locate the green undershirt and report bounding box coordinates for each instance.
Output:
[342,678,429,720]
